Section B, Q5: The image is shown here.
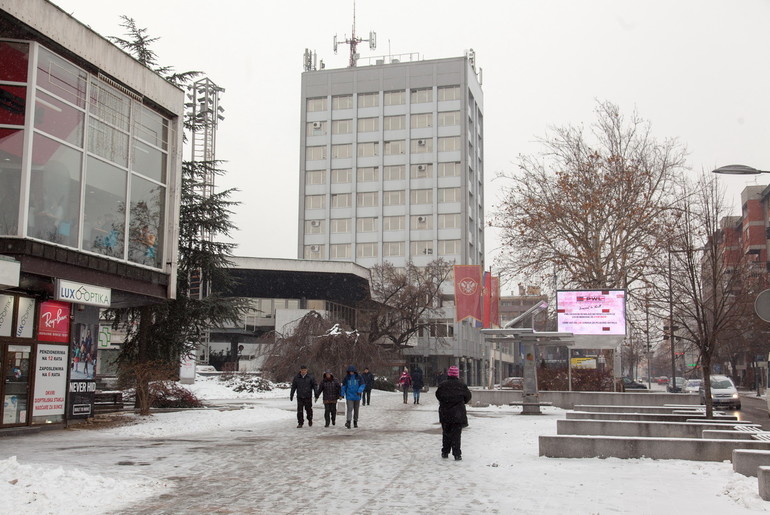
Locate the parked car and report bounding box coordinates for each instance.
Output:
[500,377,523,389]
[656,376,669,385]
[700,375,741,410]
[622,377,648,390]
[667,377,688,393]
[683,379,703,393]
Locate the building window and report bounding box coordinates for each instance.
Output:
[437,85,461,101]
[332,144,352,159]
[383,215,405,231]
[357,167,378,182]
[438,136,461,152]
[357,242,378,258]
[410,189,433,205]
[438,239,460,255]
[358,92,379,108]
[410,163,433,178]
[384,90,405,105]
[306,97,327,112]
[411,138,433,153]
[357,117,379,133]
[383,115,406,130]
[330,243,351,258]
[306,120,327,135]
[331,193,351,208]
[357,191,378,207]
[438,111,461,127]
[305,219,325,234]
[410,88,433,104]
[438,187,461,203]
[331,168,352,184]
[384,190,405,206]
[383,241,405,257]
[357,217,377,232]
[305,194,326,209]
[410,113,433,129]
[438,213,461,228]
[438,162,461,177]
[357,141,379,157]
[411,240,434,256]
[306,145,326,161]
[383,165,405,181]
[304,244,325,258]
[411,214,433,229]
[305,170,326,185]
[332,95,353,110]
[330,218,351,233]
[332,119,352,134]
[384,140,406,155]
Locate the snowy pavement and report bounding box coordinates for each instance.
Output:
[2,380,770,514]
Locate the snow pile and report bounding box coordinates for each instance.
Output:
[185,374,288,400]
[0,456,163,515]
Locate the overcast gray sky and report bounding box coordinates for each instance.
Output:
[51,0,770,287]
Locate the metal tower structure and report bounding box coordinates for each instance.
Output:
[333,1,376,67]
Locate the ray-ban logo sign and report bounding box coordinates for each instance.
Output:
[55,279,111,308]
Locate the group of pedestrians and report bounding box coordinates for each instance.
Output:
[290,363,472,461]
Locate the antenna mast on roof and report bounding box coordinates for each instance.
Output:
[333,0,376,67]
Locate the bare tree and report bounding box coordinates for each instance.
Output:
[366,259,453,351]
[493,100,686,298]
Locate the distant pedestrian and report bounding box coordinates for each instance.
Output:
[290,365,316,428]
[315,371,342,427]
[361,367,375,406]
[434,370,445,386]
[398,367,412,404]
[341,365,366,428]
[435,365,472,461]
[412,366,424,404]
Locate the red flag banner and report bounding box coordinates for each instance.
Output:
[482,271,492,328]
[491,276,500,328]
[454,265,482,324]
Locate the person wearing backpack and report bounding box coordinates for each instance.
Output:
[340,364,366,428]
[398,367,412,404]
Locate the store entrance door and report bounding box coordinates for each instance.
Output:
[2,344,32,426]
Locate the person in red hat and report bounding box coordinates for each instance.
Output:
[435,365,472,461]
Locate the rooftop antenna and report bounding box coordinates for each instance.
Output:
[334,0,376,67]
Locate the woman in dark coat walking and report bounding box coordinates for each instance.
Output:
[411,366,424,404]
[435,365,472,460]
[315,371,342,427]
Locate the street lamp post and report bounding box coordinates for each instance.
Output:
[712,164,770,175]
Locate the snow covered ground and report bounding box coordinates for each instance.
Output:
[1,375,769,514]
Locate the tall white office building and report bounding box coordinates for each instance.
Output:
[298,52,490,384]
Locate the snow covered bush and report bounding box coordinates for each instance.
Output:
[219,374,276,393]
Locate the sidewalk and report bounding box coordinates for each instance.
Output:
[2,388,768,514]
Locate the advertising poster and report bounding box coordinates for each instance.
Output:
[32,344,68,416]
[15,296,35,338]
[70,322,98,380]
[556,290,627,336]
[0,294,13,337]
[38,300,71,342]
[67,380,96,419]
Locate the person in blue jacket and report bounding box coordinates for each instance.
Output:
[340,364,366,429]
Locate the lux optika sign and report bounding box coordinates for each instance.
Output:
[55,279,111,307]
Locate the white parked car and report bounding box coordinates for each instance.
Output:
[699,375,740,410]
[683,379,702,393]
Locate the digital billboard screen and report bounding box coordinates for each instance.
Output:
[556,290,626,336]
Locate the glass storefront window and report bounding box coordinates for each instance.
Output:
[27,133,82,246]
[36,47,87,108]
[128,175,164,267]
[0,84,26,126]
[0,128,23,235]
[34,90,84,147]
[83,156,127,258]
[3,345,31,425]
[88,117,129,167]
[134,105,168,151]
[0,41,29,82]
[132,139,166,183]
[89,78,130,131]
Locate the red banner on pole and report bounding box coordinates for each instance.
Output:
[454,265,482,324]
[482,271,492,328]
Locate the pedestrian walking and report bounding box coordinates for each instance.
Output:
[315,371,342,427]
[398,367,412,404]
[361,367,375,406]
[412,365,424,404]
[340,365,366,428]
[435,365,472,461]
[290,365,316,428]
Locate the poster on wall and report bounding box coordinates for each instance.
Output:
[70,322,98,380]
[38,301,71,342]
[15,296,35,338]
[0,294,13,337]
[32,344,68,416]
[67,380,96,419]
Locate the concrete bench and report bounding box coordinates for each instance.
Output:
[558,419,762,439]
[759,466,770,500]
[539,434,770,461]
[566,411,737,423]
[702,430,762,440]
[572,404,701,414]
[733,449,770,477]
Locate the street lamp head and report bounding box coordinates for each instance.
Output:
[711,164,768,175]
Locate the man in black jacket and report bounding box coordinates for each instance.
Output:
[290,365,316,428]
[361,367,375,406]
[435,365,472,460]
